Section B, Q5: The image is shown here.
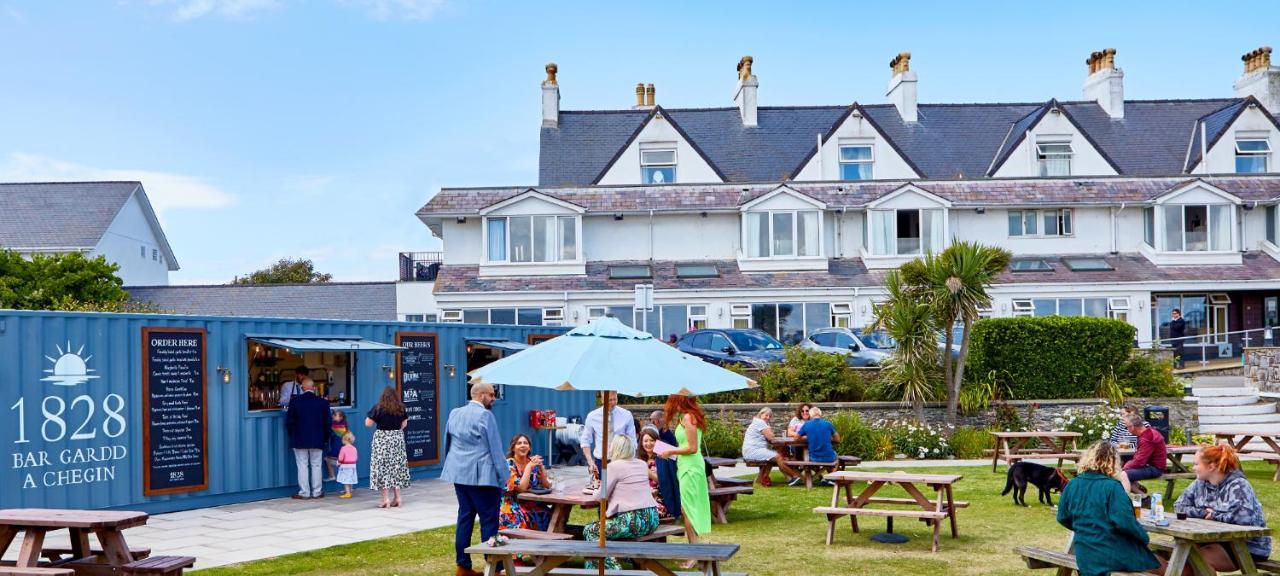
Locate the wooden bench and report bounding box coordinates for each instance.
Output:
[121,555,195,576]
[40,545,151,562]
[1148,534,1280,572]
[0,568,75,576]
[1134,472,1196,500]
[707,486,754,524]
[1263,454,1280,482]
[500,528,573,541]
[712,477,753,488]
[627,524,684,543]
[466,539,740,576]
[784,460,838,489]
[1014,546,1149,575]
[836,455,862,471]
[513,569,747,576]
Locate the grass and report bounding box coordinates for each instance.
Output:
[199,462,1280,576]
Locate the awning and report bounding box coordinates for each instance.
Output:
[247,334,406,353]
[468,339,531,354]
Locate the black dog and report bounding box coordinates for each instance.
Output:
[1002,462,1069,506]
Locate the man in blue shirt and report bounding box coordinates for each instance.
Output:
[578,391,636,490]
[796,406,840,487]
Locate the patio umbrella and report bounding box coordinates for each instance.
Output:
[468,316,756,565]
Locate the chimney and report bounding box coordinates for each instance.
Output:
[541,63,559,128]
[1082,48,1124,118]
[634,83,646,108]
[1234,46,1279,112]
[734,55,758,127]
[886,52,917,122]
[646,83,655,107]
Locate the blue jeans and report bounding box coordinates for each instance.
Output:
[1125,465,1163,484]
[454,484,500,569]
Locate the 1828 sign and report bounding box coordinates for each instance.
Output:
[142,327,209,495]
[396,332,439,467]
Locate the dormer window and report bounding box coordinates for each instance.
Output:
[1162,204,1231,252]
[839,144,874,180]
[745,210,821,258]
[640,145,676,184]
[869,208,944,256]
[1036,141,1073,176]
[485,215,579,263]
[1236,139,1271,173]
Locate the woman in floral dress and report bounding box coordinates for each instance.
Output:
[498,434,551,531]
[638,428,668,518]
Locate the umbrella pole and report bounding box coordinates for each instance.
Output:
[598,390,609,576]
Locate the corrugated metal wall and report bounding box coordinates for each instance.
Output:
[0,311,588,512]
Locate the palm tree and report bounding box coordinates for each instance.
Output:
[874,270,941,421]
[907,242,1011,424]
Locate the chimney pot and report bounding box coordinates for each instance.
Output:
[889,52,911,75]
[635,83,645,107]
[646,83,655,107]
[541,63,560,128]
[734,55,759,127]
[1235,46,1279,111]
[886,51,917,122]
[544,63,558,85]
[1083,48,1124,118]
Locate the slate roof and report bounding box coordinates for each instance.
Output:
[433,253,1280,295]
[125,282,398,321]
[0,181,139,249]
[540,98,1266,185]
[419,176,1280,218]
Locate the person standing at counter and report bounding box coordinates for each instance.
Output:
[285,377,332,499]
[365,387,411,508]
[279,365,309,409]
[441,382,506,576]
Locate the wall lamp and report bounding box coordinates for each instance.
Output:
[444,364,458,378]
[382,365,396,381]
[216,367,232,384]
[455,216,467,223]
[974,207,986,214]
[613,213,624,221]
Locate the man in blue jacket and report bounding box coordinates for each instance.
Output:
[441,382,506,576]
[285,377,331,499]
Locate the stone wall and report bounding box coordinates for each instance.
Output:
[1244,347,1280,394]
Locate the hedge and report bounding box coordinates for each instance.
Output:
[966,316,1136,399]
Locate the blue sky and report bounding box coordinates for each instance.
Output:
[0,1,1277,283]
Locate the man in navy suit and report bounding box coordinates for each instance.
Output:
[441,382,506,576]
[285,377,331,499]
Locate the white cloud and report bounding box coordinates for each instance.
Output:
[149,0,281,21]
[0,153,238,220]
[338,0,444,21]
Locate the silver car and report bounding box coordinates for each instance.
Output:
[800,327,892,367]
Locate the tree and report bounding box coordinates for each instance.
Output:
[234,258,332,284]
[895,241,1011,424]
[0,250,130,310]
[873,269,941,421]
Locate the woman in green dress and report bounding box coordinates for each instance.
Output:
[658,393,711,558]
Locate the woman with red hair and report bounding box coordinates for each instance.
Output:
[1168,443,1272,571]
[655,393,711,561]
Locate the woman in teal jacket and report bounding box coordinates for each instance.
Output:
[1056,441,1160,576]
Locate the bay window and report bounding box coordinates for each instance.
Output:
[1161,204,1231,252]
[869,208,944,256]
[745,210,821,258]
[485,215,579,263]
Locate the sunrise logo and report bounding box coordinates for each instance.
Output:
[42,341,99,386]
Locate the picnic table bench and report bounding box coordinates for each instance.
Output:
[991,431,1082,472]
[467,539,742,576]
[0,508,165,576]
[1111,445,1200,498]
[700,458,754,524]
[1018,518,1273,576]
[1214,431,1280,481]
[812,471,964,552]
[512,491,686,542]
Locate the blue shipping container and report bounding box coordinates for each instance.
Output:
[0,310,589,513]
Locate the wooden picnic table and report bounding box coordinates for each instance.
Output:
[517,491,600,535]
[813,471,964,552]
[0,508,149,575]
[466,539,743,576]
[1140,517,1272,576]
[1115,445,1200,473]
[991,431,1083,472]
[1212,431,1280,481]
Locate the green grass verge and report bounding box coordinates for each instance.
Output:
[199,462,1280,576]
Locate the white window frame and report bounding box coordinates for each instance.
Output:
[1011,299,1035,317]
[742,210,823,259]
[1158,204,1234,253]
[640,144,677,184]
[838,143,874,181]
[687,305,709,331]
[1108,297,1130,322]
[830,302,853,327]
[586,306,607,320]
[441,310,463,323]
[1036,140,1074,177]
[483,215,582,264]
[542,308,565,326]
[1235,138,1271,174]
[1008,208,1073,237]
[868,208,946,256]
[729,304,751,329]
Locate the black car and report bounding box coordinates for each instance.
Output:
[676,329,785,368]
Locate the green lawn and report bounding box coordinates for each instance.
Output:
[199,463,1280,576]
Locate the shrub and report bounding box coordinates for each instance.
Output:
[830,412,894,461]
[883,420,953,459]
[702,410,744,458]
[1054,407,1115,445]
[967,317,1136,399]
[1169,426,1188,446]
[755,346,866,403]
[948,426,993,459]
[994,402,1028,432]
[1118,353,1182,397]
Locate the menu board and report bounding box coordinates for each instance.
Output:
[141,327,209,496]
[396,332,439,467]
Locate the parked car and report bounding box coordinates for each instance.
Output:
[851,327,960,359]
[800,327,891,367]
[677,328,785,368]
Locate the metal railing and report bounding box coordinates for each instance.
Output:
[1137,326,1279,371]
[398,251,443,282]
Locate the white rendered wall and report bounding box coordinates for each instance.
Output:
[596,114,723,185]
[953,207,1114,255]
[1199,107,1280,174]
[396,281,439,319]
[583,213,739,261]
[93,193,171,286]
[793,114,919,180]
[442,219,483,265]
[991,110,1120,178]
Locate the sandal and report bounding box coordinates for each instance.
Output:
[378,501,390,508]
[392,500,401,508]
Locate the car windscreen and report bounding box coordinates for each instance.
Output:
[728,331,783,351]
[857,330,897,349]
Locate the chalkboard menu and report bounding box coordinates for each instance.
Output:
[141,327,209,496]
[396,332,439,467]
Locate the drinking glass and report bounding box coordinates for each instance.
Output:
[1131,495,1142,519]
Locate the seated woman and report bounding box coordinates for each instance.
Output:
[1056,441,1159,576]
[583,435,661,571]
[498,434,551,532]
[785,403,812,460]
[637,429,668,518]
[741,407,799,487]
[1167,443,1272,572]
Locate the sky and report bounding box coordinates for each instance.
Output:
[0,1,1278,284]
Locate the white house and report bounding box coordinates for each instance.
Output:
[0,181,178,286]
[414,47,1280,361]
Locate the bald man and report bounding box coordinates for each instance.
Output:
[440,383,506,576]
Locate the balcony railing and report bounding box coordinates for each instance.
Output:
[399,251,443,282]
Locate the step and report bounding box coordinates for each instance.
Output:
[1198,395,1261,407]
[1192,387,1259,397]
[1198,402,1278,416]
[1199,413,1280,425]
[1198,423,1280,434]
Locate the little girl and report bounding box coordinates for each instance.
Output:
[326,410,351,481]
[336,432,358,498]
